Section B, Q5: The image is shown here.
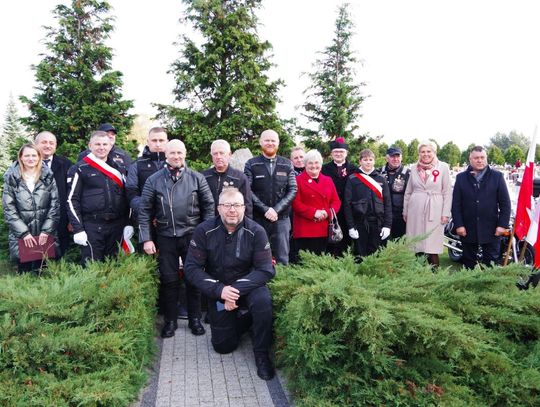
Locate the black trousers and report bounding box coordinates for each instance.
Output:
[327,212,351,257]
[353,220,381,258]
[157,235,201,322]
[81,219,124,264]
[208,286,273,355]
[461,240,500,269]
[390,214,406,240]
[293,237,327,262]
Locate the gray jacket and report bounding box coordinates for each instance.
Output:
[2,163,59,260]
[138,166,215,242]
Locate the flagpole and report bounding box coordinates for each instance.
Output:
[502,229,515,266]
[518,240,528,262]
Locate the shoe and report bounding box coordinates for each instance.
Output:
[178,305,188,320]
[255,352,275,380]
[161,320,178,338]
[188,318,205,336]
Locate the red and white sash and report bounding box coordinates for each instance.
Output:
[83,153,125,188]
[354,173,383,201]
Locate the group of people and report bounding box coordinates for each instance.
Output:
[2,124,511,381]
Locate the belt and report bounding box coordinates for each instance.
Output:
[83,213,120,222]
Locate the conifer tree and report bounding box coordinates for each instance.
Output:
[301,3,369,156]
[1,94,29,171]
[156,0,290,167]
[20,0,134,158]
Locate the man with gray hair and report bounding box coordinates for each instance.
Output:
[35,131,73,257]
[203,139,252,218]
[67,131,129,263]
[138,139,215,338]
[244,129,297,264]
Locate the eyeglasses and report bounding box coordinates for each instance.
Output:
[218,203,245,210]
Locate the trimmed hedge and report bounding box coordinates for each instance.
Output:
[272,240,540,406]
[0,255,158,406]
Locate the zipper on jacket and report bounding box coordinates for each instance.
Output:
[167,180,177,236]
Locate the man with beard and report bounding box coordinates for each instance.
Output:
[138,139,215,338]
[244,130,297,265]
[451,146,510,269]
[322,137,357,256]
[35,131,73,257]
[380,146,410,239]
[184,188,276,380]
[203,139,252,218]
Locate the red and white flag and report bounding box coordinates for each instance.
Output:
[514,128,537,240]
[525,200,540,267]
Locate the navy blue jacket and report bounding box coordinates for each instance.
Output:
[451,166,511,244]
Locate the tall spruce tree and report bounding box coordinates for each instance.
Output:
[301,3,369,157]
[156,0,290,168]
[20,0,134,159]
[1,94,29,171]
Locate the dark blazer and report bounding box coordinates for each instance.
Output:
[50,155,73,241]
[451,166,511,244]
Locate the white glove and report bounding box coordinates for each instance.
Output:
[348,228,359,240]
[73,231,88,246]
[380,227,391,240]
[123,225,134,240]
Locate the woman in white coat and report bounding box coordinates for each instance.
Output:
[403,141,452,267]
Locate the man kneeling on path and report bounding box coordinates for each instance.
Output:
[184,188,276,380]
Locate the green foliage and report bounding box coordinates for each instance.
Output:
[438,141,462,167]
[1,95,30,172]
[490,130,529,154]
[301,4,373,155]
[460,143,476,166]
[488,145,505,165]
[505,144,525,165]
[272,240,540,406]
[156,0,289,166]
[0,255,158,406]
[20,0,134,159]
[406,138,419,164]
[391,139,409,164]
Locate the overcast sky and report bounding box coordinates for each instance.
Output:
[2,0,540,149]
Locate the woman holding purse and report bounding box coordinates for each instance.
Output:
[3,143,59,273]
[291,149,341,261]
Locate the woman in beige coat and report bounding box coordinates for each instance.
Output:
[403,141,452,267]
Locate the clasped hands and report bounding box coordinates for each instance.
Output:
[221,285,240,311]
[314,209,328,222]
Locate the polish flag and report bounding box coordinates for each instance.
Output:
[514,128,537,240]
[525,200,540,267]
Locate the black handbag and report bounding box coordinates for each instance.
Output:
[328,208,343,243]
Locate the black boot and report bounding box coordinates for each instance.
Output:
[188,318,205,336]
[161,320,178,338]
[254,352,275,380]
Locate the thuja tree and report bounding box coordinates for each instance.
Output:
[156,0,290,168]
[20,0,134,159]
[300,3,371,158]
[0,94,29,172]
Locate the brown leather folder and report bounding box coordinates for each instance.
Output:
[18,235,56,262]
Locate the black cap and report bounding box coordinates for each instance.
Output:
[97,123,117,134]
[386,146,402,156]
[329,137,349,151]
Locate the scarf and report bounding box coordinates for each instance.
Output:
[416,158,438,183]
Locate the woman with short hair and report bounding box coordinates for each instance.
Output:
[291,149,341,260]
[403,140,452,267]
[3,143,59,273]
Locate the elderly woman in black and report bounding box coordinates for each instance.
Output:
[3,143,59,273]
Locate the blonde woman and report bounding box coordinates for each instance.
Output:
[403,141,452,267]
[3,143,59,273]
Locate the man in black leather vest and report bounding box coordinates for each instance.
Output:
[244,130,297,265]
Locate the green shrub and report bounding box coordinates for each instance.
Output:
[272,239,540,406]
[0,255,158,406]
